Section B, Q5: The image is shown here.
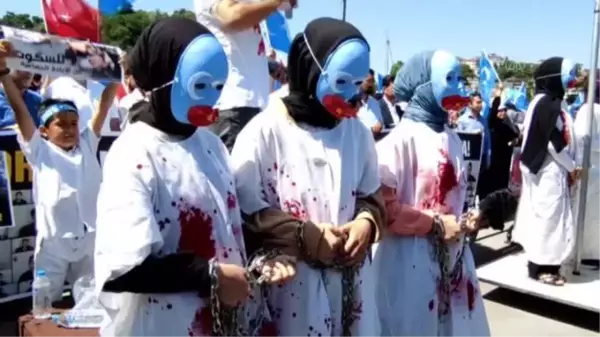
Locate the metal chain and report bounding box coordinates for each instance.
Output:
[296,222,362,336]
[428,215,468,324]
[209,249,281,336]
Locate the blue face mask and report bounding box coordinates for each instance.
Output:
[429,50,469,112]
[170,34,228,126]
[307,36,370,119]
[561,58,577,91]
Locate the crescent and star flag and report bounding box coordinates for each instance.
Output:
[41,0,101,42]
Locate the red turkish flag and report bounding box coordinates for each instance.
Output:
[41,0,101,42]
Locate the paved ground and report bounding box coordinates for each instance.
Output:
[473,227,599,336]
[0,227,597,336]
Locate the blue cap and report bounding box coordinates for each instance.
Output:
[36,270,46,277]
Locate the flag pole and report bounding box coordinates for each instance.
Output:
[572,0,600,275]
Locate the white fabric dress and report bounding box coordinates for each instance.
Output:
[574,102,600,260]
[94,122,247,336]
[514,94,577,266]
[374,118,490,336]
[231,99,381,336]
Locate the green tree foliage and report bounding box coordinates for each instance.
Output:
[389,60,403,78]
[0,12,45,32]
[0,9,195,50]
[460,63,475,80]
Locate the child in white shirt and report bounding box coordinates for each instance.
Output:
[0,40,118,302]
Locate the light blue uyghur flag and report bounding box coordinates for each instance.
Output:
[376,73,385,93]
[263,10,292,63]
[569,91,585,118]
[505,81,529,112]
[479,51,499,106]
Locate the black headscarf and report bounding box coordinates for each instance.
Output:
[282,17,367,129]
[534,57,565,99]
[521,57,568,175]
[128,17,212,138]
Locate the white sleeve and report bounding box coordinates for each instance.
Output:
[230,120,271,215]
[80,123,101,153]
[194,0,221,22]
[16,130,46,166]
[548,140,576,172]
[376,131,400,189]
[357,126,381,195]
[94,136,163,296]
[376,129,415,201]
[357,106,377,129]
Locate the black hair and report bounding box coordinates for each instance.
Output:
[38,98,78,127]
[469,92,482,100]
[382,75,394,88]
[369,69,375,76]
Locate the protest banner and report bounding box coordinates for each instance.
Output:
[457,131,484,212]
[0,130,117,303]
[0,25,123,83]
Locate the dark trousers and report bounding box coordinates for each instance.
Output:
[209,107,261,152]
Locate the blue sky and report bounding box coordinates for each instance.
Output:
[4,0,597,74]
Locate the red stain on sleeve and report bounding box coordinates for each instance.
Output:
[227,191,237,209]
[136,164,142,169]
[466,279,476,312]
[178,205,216,259]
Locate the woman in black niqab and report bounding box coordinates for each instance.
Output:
[127,17,206,138]
[282,17,365,129]
[520,57,568,173]
[514,56,579,286]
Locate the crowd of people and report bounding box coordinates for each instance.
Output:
[0,0,597,335]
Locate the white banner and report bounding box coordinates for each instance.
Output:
[0,25,123,82]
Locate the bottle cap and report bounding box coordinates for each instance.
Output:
[36,270,46,277]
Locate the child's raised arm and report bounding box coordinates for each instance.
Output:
[0,41,36,141]
[90,82,119,137]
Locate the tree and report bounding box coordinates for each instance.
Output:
[0,11,45,32]
[1,9,196,51]
[389,60,403,78]
[102,9,195,50]
[461,63,475,80]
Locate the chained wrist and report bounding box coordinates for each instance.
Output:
[429,214,445,239]
[0,68,10,78]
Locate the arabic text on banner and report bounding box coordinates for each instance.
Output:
[0,131,117,303]
[0,25,123,83]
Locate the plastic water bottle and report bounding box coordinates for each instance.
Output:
[52,309,107,329]
[32,270,52,319]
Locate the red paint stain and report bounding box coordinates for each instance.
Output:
[283,199,305,220]
[178,204,215,259]
[428,299,434,311]
[466,279,476,312]
[188,306,212,336]
[436,149,458,207]
[273,162,278,170]
[291,182,296,187]
[227,191,237,209]
[258,321,278,336]
[136,164,142,169]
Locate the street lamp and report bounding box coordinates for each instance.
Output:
[342,0,347,21]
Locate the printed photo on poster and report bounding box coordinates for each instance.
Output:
[0,152,16,228]
[0,25,123,83]
[457,131,484,211]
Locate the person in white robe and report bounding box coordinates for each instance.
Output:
[574,72,600,267]
[231,17,386,336]
[93,18,295,336]
[514,57,581,285]
[374,50,491,336]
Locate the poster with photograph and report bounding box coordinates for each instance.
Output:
[0,152,16,229]
[457,131,484,212]
[0,131,117,303]
[0,25,123,83]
